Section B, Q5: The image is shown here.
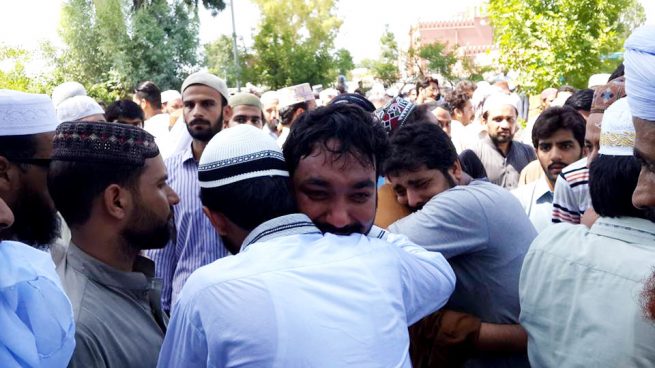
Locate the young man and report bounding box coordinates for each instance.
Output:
[146,71,232,313]
[50,121,179,367]
[520,98,655,366]
[105,99,145,128]
[512,106,585,232]
[134,80,170,149]
[384,122,537,367]
[158,124,455,367]
[225,92,264,129]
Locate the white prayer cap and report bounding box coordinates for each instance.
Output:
[277,83,315,109]
[482,92,519,115]
[181,71,229,101]
[198,124,288,188]
[0,90,58,136]
[260,91,279,106]
[161,90,182,104]
[51,81,87,107]
[56,95,104,122]
[588,73,610,88]
[624,24,655,121]
[599,98,635,156]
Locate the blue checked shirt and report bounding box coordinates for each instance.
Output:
[147,145,229,313]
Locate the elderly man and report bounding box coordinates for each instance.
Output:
[51,121,178,367]
[260,90,280,139]
[520,98,655,366]
[146,72,231,313]
[0,90,61,249]
[158,124,455,367]
[469,93,536,189]
[276,83,316,147]
[512,107,585,232]
[225,92,264,129]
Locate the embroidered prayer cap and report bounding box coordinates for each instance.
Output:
[624,24,655,121]
[374,96,416,135]
[181,71,229,101]
[590,77,626,114]
[0,90,58,136]
[228,92,262,110]
[161,90,182,104]
[52,121,159,166]
[277,83,315,110]
[198,124,288,189]
[599,98,635,156]
[330,93,376,112]
[51,81,87,108]
[481,92,520,115]
[56,95,105,123]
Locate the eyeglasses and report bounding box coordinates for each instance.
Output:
[7,157,52,168]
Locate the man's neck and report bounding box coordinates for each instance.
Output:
[191,139,208,161]
[146,108,164,120]
[71,229,137,272]
[495,141,511,156]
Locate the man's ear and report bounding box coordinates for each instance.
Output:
[450,159,463,184]
[0,156,12,194]
[203,206,228,236]
[292,107,306,120]
[223,105,233,124]
[103,184,131,220]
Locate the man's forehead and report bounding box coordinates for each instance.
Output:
[183,85,221,100]
[233,105,262,115]
[304,141,375,169]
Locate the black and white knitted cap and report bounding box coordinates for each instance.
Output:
[198,124,288,188]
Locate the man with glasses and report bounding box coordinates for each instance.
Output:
[224,92,264,130]
[0,90,61,249]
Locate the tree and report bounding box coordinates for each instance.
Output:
[488,0,645,94]
[371,25,400,87]
[204,35,258,87]
[251,0,342,89]
[334,48,355,78]
[418,41,458,81]
[0,46,33,91]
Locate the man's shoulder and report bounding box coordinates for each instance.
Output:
[560,158,589,181]
[528,222,587,253]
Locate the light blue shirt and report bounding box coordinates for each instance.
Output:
[520,217,655,367]
[0,241,75,368]
[147,145,229,312]
[512,176,554,233]
[389,180,536,368]
[158,214,455,368]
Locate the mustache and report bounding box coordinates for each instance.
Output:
[548,161,567,171]
[189,118,211,126]
[315,222,364,236]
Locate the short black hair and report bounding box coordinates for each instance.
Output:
[105,100,145,123]
[564,89,594,113]
[0,135,37,162]
[609,62,625,82]
[384,122,457,176]
[445,90,470,112]
[134,81,162,109]
[283,103,389,177]
[200,176,297,231]
[279,102,308,126]
[589,155,645,219]
[48,161,144,227]
[416,76,439,94]
[402,104,436,127]
[532,106,586,149]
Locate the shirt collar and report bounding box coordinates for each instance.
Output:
[590,217,655,244]
[181,143,196,165]
[66,242,155,290]
[241,213,322,251]
[534,177,554,203]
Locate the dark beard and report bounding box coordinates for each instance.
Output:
[314,221,366,236]
[121,204,172,251]
[0,188,60,246]
[186,114,222,142]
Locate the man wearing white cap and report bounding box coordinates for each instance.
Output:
[276,82,316,147]
[225,92,264,130]
[520,97,655,366]
[469,93,536,189]
[146,71,231,313]
[56,95,106,122]
[161,89,183,115]
[0,90,76,367]
[260,90,280,140]
[157,124,455,367]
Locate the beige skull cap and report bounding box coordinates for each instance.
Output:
[277,83,315,109]
[181,71,229,101]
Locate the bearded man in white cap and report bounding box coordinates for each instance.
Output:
[146,71,232,314]
[157,124,455,367]
[469,93,536,189]
[0,90,76,367]
[260,90,280,139]
[520,98,655,366]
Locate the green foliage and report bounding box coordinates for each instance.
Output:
[204,35,258,87]
[370,25,399,87]
[334,48,355,78]
[418,41,458,81]
[0,46,32,91]
[488,0,645,94]
[251,0,342,89]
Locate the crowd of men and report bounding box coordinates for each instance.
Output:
[1,24,655,368]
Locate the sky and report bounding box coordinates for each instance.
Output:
[0,0,654,63]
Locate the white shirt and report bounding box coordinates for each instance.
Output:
[512,176,554,233]
[158,214,455,368]
[143,113,171,153]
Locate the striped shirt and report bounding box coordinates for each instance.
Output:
[146,145,229,313]
[551,158,591,224]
